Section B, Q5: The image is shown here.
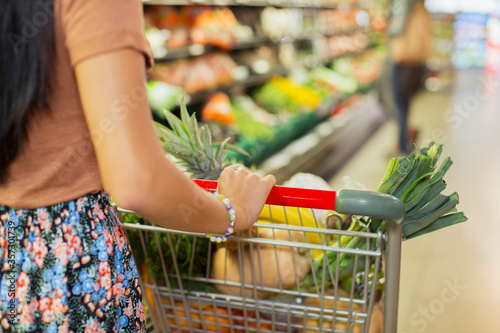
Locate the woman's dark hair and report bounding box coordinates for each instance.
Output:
[0,0,55,184]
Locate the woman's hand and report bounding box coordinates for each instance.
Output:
[217,167,276,232]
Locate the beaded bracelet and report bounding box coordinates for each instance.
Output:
[206,192,236,243]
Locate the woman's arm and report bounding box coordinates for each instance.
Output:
[74,49,275,234]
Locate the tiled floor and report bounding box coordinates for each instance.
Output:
[328,68,500,332]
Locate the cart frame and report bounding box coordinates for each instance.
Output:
[119,182,404,333]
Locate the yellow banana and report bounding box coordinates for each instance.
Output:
[258,205,326,258]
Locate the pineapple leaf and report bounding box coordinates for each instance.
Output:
[163,111,190,144]
[213,142,250,158]
[215,138,230,163]
[154,96,251,179]
[220,151,230,164]
[180,96,191,132]
[188,114,204,150]
[161,142,193,156]
[196,150,210,173]
[162,145,192,159]
[226,143,251,158]
[156,127,191,149]
[201,124,214,161]
[153,122,173,142]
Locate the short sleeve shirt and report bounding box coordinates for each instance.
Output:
[0,0,152,208]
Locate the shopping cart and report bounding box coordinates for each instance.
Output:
[119,180,405,333]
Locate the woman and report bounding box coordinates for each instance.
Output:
[0,0,275,332]
[383,0,432,154]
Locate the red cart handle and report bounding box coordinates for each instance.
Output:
[193,179,336,210]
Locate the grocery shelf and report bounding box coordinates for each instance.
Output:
[153,29,368,63]
[257,92,386,183]
[143,1,386,184]
[182,66,289,105]
[152,44,377,109]
[143,0,360,9]
[154,36,272,62]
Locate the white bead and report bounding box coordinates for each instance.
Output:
[210,236,216,242]
[223,198,230,205]
[227,228,233,233]
[229,209,235,215]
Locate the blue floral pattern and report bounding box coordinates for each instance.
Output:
[0,191,146,332]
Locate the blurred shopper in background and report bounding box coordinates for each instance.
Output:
[380,0,433,154]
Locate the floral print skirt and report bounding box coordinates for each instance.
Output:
[0,191,146,333]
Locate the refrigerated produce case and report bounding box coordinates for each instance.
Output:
[142,0,388,181]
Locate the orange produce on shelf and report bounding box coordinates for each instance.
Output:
[202,93,235,124]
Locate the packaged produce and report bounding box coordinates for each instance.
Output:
[253,76,322,114]
[144,5,248,52]
[150,53,237,93]
[324,32,370,58]
[230,95,275,140]
[187,6,239,51]
[147,80,185,116]
[307,66,358,95]
[202,93,236,125]
[260,7,303,40]
[332,49,384,86]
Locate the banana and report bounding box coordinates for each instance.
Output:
[258,205,326,258]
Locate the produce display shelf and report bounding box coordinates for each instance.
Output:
[299,43,376,70]
[153,27,368,63]
[256,91,385,183]
[143,0,361,9]
[144,1,385,185]
[153,36,272,62]
[180,66,290,106]
[226,81,378,172]
[297,27,368,40]
[151,44,377,112]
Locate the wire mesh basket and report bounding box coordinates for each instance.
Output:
[119,181,404,333]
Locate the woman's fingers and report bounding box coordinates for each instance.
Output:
[217,167,276,231]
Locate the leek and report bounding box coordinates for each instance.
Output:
[301,142,468,294]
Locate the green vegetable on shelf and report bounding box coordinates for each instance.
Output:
[309,66,358,94]
[231,101,274,140]
[147,80,185,118]
[253,81,302,114]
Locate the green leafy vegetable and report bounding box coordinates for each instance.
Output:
[301,141,468,295]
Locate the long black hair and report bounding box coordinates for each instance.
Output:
[0,0,55,184]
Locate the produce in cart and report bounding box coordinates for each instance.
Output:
[152,100,321,297]
[211,228,311,298]
[300,142,468,296]
[124,99,467,333]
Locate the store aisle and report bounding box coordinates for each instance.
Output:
[328,68,500,332]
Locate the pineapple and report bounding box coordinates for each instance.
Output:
[153,99,249,180]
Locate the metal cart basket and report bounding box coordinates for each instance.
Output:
[119,180,404,333]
